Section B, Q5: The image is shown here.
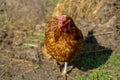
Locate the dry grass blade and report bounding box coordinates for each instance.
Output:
[55,0,105,23]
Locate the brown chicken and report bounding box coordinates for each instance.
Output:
[42,4,83,75]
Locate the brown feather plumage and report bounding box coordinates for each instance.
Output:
[42,15,83,63]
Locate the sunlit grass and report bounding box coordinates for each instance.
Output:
[75,70,118,80]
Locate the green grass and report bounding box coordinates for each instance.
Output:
[74,53,120,80]
[76,52,111,71]
[0,15,6,24]
[21,31,44,48]
[75,70,118,80]
[23,32,44,44]
[34,64,40,70]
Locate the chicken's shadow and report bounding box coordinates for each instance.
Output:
[69,30,112,72]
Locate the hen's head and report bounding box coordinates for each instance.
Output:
[57,15,73,32]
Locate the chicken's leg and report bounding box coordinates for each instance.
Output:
[62,62,67,75]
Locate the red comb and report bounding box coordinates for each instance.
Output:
[57,15,66,24]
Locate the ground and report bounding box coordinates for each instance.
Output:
[0,0,120,80]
